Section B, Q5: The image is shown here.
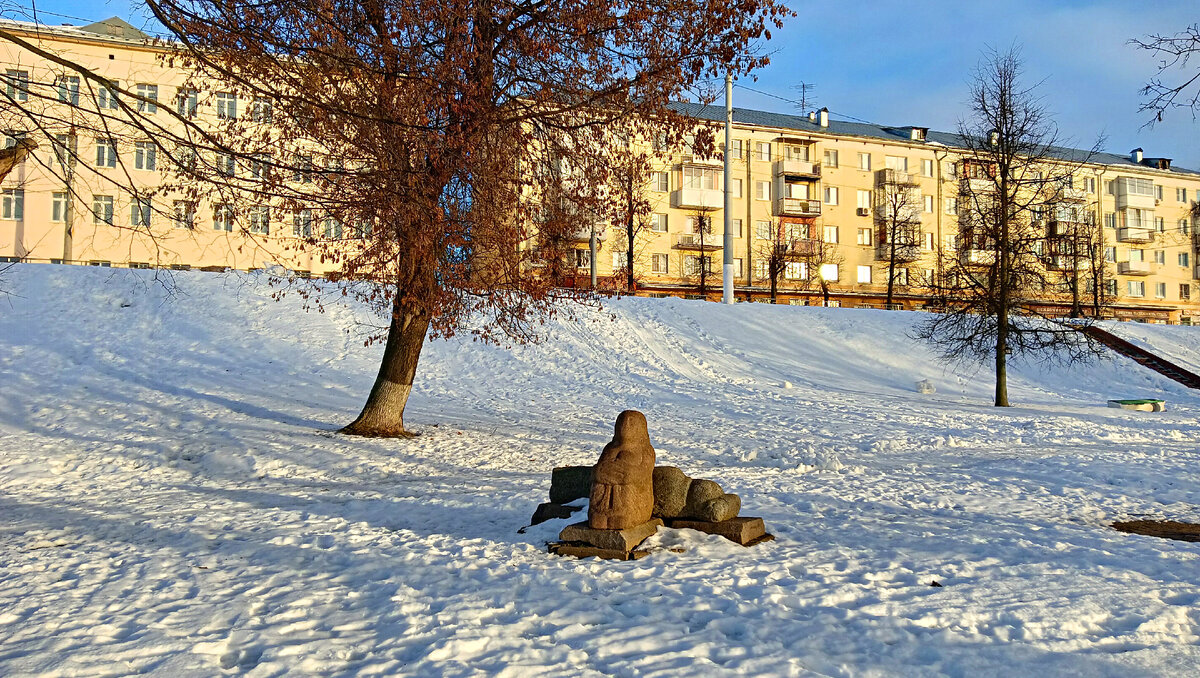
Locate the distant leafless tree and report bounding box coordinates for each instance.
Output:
[874,168,923,308]
[915,47,1104,407]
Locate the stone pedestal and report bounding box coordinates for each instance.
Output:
[666,517,770,546]
[558,518,663,552]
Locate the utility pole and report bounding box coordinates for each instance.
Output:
[722,73,734,304]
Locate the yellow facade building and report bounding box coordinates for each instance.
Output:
[3,17,1199,323]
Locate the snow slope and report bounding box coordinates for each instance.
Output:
[1,264,1199,677]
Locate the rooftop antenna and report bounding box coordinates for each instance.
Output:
[793,82,817,111]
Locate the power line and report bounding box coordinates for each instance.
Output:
[733,83,881,126]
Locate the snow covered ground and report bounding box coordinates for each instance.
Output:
[1,263,1199,677]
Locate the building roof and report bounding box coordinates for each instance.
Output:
[670,101,1200,177]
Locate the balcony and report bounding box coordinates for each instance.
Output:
[1058,186,1087,202]
[876,243,921,262]
[959,249,995,267]
[672,188,723,210]
[673,232,722,251]
[784,238,823,256]
[565,225,608,242]
[1118,260,1152,276]
[775,159,821,179]
[1116,226,1153,243]
[959,177,994,194]
[1115,192,1157,211]
[776,197,822,218]
[877,168,919,186]
[1045,255,1076,271]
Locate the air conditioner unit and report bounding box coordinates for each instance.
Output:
[856,207,870,217]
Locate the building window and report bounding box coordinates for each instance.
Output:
[1104,246,1116,263]
[896,267,909,286]
[132,197,151,227]
[857,153,871,170]
[572,249,591,269]
[249,205,270,235]
[784,145,809,161]
[1154,216,1165,232]
[857,265,872,284]
[732,258,743,277]
[885,155,908,171]
[134,141,157,171]
[943,161,957,178]
[1179,218,1190,234]
[823,186,838,205]
[730,218,743,237]
[216,92,238,119]
[1181,284,1191,301]
[1178,187,1187,202]
[213,203,234,232]
[726,139,743,160]
[651,171,669,192]
[52,134,77,167]
[611,251,625,270]
[921,159,934,177]
[294,155,314,183]
[755,220,772,240]
[785,261,806,280]
[135,83,158,113]
[250,97,273,123]
[176,88,199,118]
[944,198,957,215]
[756,181,770,201]
[57,75,80,106]
[97,81,119,109]
[1156,282,1167,298]
[754,141,771,161]
[323,216,343,239]
[857,227,872,246]
[823,149,838,168]
[293,209,313,237]
[823,225,839,243]
[730,178,742,198]
[95,138,117,168]
[651,213,668,232]
[216,152,236,177]
[924,232,934,250]
[4,69,29,102]
[856,190,871,211]
[651,253,668,273]
[1,188,23,220]
[51,192,67,222]
[172,200,195,229]
[1130,248,1144,263]
[1086,177,1096,193]
[819,263,839,281]
[1155,185,1164,200]
[250,153,271,181]
[92,195,114,225]
[1127,280,1145,297]
[682,166,718,190]
[1154,250,1166,265]
[1180,252,1191,268]
[924,195,934,213]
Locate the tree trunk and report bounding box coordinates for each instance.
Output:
[341,291,430,437]
[821,281,830,307]
[994,321,1009,407]
[770,264,777,303]
[886,239,896,307]
[626,174,636,293]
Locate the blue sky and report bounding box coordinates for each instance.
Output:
[7,0,1200,168]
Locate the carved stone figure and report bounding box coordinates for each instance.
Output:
[652,466,741,523]
[588,410,656,530]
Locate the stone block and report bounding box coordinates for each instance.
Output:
[666,516,767,546]
[547,542,650,560]
[559,518,663,552]
[529,502,582,527]
[549,465,593,504]
[1107,399,1165,412]
[698,494,740,523]
[652,466,690,518]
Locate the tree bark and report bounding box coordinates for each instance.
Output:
[341,290,430,437]
[995,316,1010,407]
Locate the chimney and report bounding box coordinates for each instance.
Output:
[818,107,829,128]
[808,111,816,123]
[1131,148,1143,163]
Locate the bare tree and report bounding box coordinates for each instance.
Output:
[915,47,1103,407]
[874,167,923,308]
[1131,24,1200,123]
[681,207,719,297]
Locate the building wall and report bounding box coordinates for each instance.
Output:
[3,19,1199,322]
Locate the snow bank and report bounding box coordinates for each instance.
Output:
[1,264,1198,676]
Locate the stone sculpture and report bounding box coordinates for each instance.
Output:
[652,466,741,523]
[587,410,656,530]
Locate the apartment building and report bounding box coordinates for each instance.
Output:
[3,18,1200,323]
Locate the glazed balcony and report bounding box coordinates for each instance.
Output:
[775,159,821,179]
[673,232,722,251]
[1116,227,1153,243]
[876,242,921,262]
[672,187,724,210]
[1118,260,1152,276]
[776,197,822,218]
